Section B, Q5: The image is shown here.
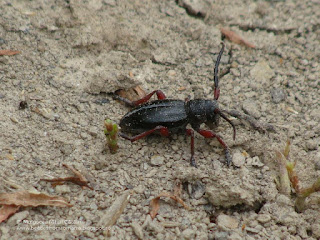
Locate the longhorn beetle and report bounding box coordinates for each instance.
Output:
[116,43,236,167]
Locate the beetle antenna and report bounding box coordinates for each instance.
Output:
[215,108,236,140]
[214,43,225,101]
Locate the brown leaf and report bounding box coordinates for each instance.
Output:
[150,197,161,219]
[220,28,256,48]
[115,85,146,102]
[150,192,189,219]
[0,50,21,56]
[0,205,20,223]
[41,164,93,190]
[0,191,72,207]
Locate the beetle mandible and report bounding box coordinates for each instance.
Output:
[116,43,236,167]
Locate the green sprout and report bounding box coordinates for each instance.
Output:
[276,139,320,212]
[104,119,119,154]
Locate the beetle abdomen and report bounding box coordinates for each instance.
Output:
[120,100,188,133]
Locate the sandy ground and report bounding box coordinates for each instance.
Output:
[0,0,320,239]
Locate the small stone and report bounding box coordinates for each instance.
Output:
[181,228,196,240]
[150,155,164,166]
[247,156,264,167]
[7,210,29,225]
[306,139,318,151]
[214,231,229,240]
[217,214,238,230]
[131,221,144,239]
[245,227,260,233]
[257,214,271,224]
[89,202,98,211]
[242,99,261,119]
[232,151,246,167]
[311,223,320,238]
[0,226,9,235]
[55,185,71,194]
[271,88,286,103]
[146,219,164,233]
[134,185,145,194]
[314,152,320,170]
[250,60,275,85]
[167,70,176,76]
[229,232,243,240]
[177,0,209,17]
[95,159,107,170]
[88,127,98,137]
[187,180,206,199]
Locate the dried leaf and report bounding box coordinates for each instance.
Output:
[41,164,93,190]
[98,190,132,228]
[150,192,189,219]
[0,191,72,207]
[220,28,255,48]
[115,85,146,102]
[0,205,20,223]
[0,50,21,56]
[150,197,161,219]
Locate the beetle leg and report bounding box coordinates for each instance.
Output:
[115,90,167,107]
[132,90,166,106]
[214,108,236,140]
[119,125,170,142]
[186,129,197,168]
[196,129,232,166]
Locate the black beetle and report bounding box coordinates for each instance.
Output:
[116,44,236,167]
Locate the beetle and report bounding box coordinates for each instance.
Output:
[115,43,236,167]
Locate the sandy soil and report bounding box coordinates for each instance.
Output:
[0,0,319,239]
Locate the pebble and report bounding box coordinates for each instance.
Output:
[55,185,71,194]
[311,223,320,238]
[134,185,145,194]
[314,152,320,170]
[214,231,229,240]
[131,221,144,239]
[150,155,164,166]
[228,232,243,240]
[232,151,246,167]
[242,99,261,119]
[89,202,98,211]
[7,210,29,225]
[271,88,286,103]
[187,180,206,199]
[146,219,164,233]
[247,156,264,167]
[181,228,196,240]
[0,226,9,235]
[217,214,238,230]
[245,227,260,233]
[257,214,271,224]
[250,60,275,85]
[306,139,318,151]
[178,0,208,17]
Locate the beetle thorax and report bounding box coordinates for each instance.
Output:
[186,99,220,128]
